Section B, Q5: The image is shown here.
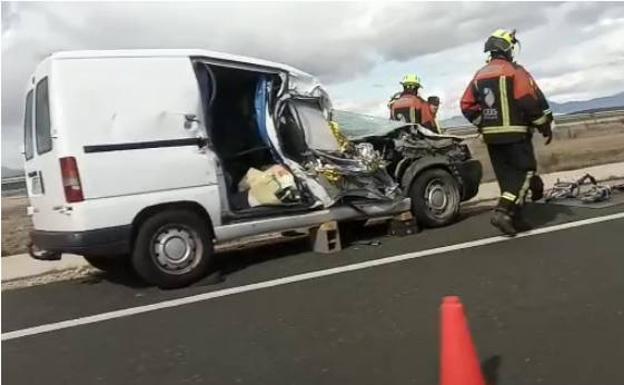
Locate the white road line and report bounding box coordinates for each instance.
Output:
[3,212,624,341]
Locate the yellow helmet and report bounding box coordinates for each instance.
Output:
[484,29,518,54]
[400,74,422,88]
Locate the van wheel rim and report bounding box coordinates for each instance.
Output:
[424,179,454,217]
[152,225,202,275]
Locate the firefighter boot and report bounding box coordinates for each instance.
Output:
[491,209,517,237]
[513,208,533,232]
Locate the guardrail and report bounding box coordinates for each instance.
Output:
[446,109,624,135]
[2,176,27,197]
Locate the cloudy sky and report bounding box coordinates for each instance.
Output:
[2,1,624,168]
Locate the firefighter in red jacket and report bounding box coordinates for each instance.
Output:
[427,96,443,134]
[460,29,553,236]
[389,74,437,132]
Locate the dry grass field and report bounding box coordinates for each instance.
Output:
[2,196,32,256]
[468,117,624,182]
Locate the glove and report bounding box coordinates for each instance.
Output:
[537,122,553,145]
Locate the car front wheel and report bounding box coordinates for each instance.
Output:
[131,209,214,289]
[409,168,461,228]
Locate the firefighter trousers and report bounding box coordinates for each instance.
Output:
[486,138,537,213]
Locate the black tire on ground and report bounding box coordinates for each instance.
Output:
[409,168,461,228]
[83,255,130,273]
[131,209,214,289]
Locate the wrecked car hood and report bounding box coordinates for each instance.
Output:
[266,95,403,208]
[331,109,407,140]
[332,109,473,141]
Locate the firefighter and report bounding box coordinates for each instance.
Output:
[388,74,437,132]
[427,96,443,134]
[460,29,553,236]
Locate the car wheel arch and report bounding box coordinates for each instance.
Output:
[400,156,453,190]
[130,201,215,249]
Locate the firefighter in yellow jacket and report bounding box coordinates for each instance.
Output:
[460,29,553,236]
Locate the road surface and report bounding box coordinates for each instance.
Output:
[3,203,624,385]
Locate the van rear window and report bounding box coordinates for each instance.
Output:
[23,90,34,160]
[35,77,52,154]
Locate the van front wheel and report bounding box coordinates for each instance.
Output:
[131,210,214,289]
[409,168,461,228]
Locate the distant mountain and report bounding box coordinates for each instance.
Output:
[1,166,23,178]
[550,92,624,115]
[441,91,624,128]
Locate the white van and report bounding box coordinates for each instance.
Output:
[24,49,410,288]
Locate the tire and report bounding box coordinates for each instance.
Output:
[83,255,130,273]
[131,209,214,289]
[409,168,461,228]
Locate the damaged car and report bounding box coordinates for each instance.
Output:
[24,49,409,288]
[333,110,483,227]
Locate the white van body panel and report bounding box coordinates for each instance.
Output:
[63,186,222,232]
[54,57,218,199]
[49,49,319,92]
[28,55,222,232]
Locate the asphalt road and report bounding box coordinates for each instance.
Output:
[2,203,624,385]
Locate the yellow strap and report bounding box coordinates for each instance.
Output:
[409,107,416,123]
[482,125,529,134]
[517,171,534,205]
[499,76,510,127]
[502,192,517,202]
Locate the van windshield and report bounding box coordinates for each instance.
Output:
[23,90,34,160]
[291,99,339,152]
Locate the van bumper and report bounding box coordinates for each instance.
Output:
[30,225,132,258]
[454,159,482,201]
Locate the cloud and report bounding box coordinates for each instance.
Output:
[2,2,624,166]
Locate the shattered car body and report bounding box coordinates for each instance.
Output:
[273,96,401,206]
[333,110,483,226]
[193,56,406,220]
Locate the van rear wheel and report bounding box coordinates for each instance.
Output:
[131,210,214,289]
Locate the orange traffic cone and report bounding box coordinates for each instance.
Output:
[440,296,486,385]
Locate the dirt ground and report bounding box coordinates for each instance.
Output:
[1,196,32,256]
[469,131,624,182]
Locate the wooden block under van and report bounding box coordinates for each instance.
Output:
[310,221,342,254]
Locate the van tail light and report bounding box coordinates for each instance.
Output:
[60,157,84,203]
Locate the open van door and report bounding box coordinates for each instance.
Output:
[25,75,70,234]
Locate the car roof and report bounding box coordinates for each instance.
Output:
[48,49,314,79]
